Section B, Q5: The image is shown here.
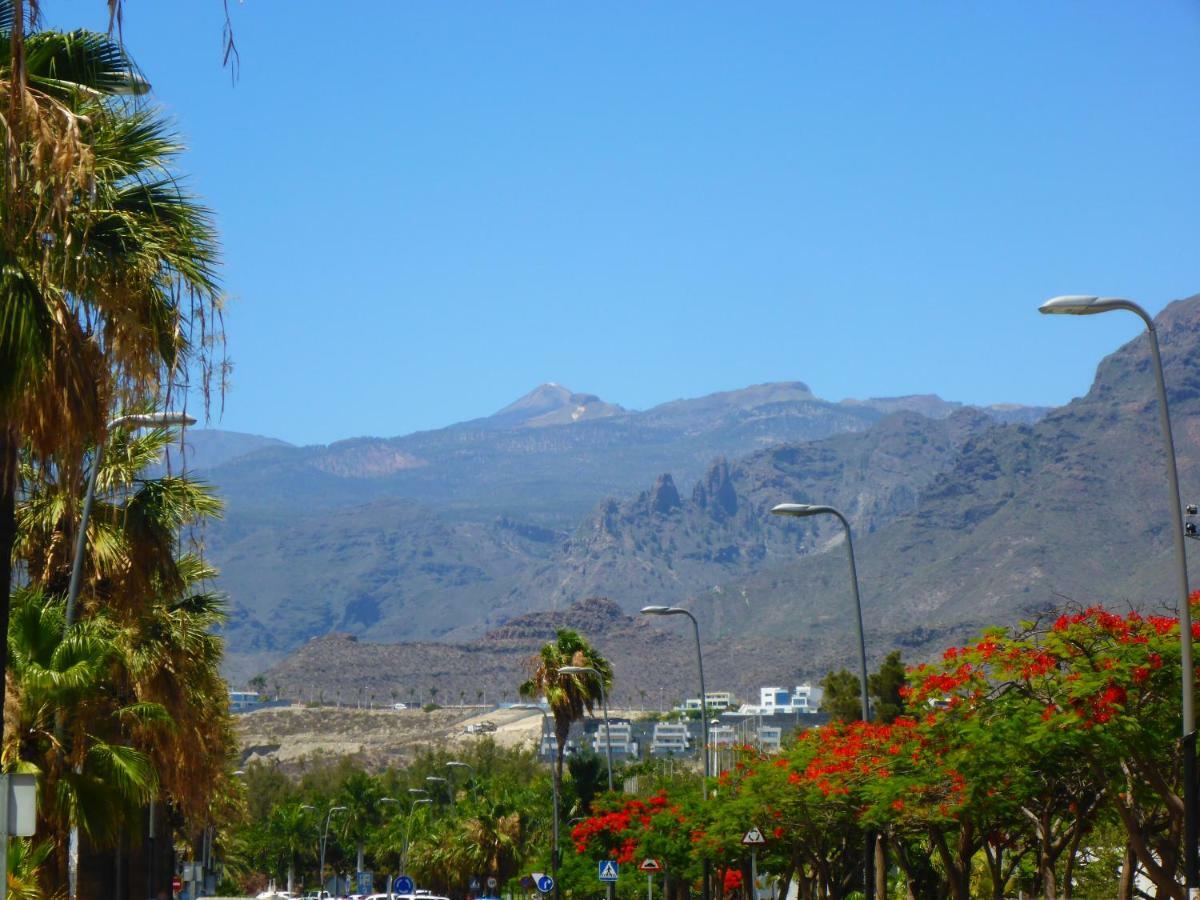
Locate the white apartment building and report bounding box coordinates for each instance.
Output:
[679,692,734,712]
[736,684,822,716]
[593,721,638,758]
[650,721,693,755]
[228,690,263,712]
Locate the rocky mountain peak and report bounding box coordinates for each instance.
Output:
[488,383,625,429]
[646,474,682,515]
[693,457,738,520]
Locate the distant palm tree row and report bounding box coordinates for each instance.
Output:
[1,2,234,893]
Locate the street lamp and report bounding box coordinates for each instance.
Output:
[641,605,712,900]
[425,775,449,806]
[557,667,614,791]
[319,806,347,891]
[558,665,616,900]
[402,798,433,874]
[1040,293,1197,889]
[640,607,710,796]
[771,502,873,900]
[379,798,400,899]
[66,411,196,627]
[60,411,195,900]
[446,761,477,804]
[516,703,562,900]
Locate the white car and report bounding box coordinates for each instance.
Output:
[392,702,408,710]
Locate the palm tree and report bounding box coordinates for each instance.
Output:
[6,585,160,860]
[518,628,614,827]
[14,424,236,885]
[0,2,222,751]
[337,771,381,877]
[267,803,316,895]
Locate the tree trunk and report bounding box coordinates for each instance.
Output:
[1116,844,1134,900]
[288,861,295,895]
[0,426,18,753]
[874,833,886,900]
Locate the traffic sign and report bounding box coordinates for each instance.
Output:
[487,877,498,889]
[171,875,182,894]
[599,860,619,882]
[470,879,482,892]
[536,874,555,893]
[741,827,766,845]
[638,859,662,872]
[394,875,415,894]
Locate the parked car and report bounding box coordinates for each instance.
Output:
[392,702,408,710]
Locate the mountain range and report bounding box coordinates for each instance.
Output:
[186,297,1200,695]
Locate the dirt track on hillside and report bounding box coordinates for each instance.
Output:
[236,705,545,773]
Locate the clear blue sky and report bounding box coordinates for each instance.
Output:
[53,2,1200,445]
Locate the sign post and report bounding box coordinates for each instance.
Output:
[638,859,661,900]
[743,827,766,900]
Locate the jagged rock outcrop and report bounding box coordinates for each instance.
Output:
[693,458,738,520]
[646,474,682,515]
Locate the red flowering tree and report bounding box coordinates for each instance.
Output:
[571,787,705,900]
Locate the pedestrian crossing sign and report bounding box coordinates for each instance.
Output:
[598,861,619,882]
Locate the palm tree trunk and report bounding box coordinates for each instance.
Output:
[0,425,18,752]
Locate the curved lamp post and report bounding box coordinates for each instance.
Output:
[446,760,477,804]
[557,667,614,791]
[425,775,449,807]
[1040,294,1196,889]
[771,502,873,900]
[319,806,347,891]
[640,607,711,797]
[558,666,616,900]
[402,798,432,874]
[379,797,400,899]
[61,411,194,900]
[66,411,196,627]
[641,605,712,900]
[516,703,561,900]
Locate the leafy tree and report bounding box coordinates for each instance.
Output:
[867,650,907,724]
[818,668,863,723]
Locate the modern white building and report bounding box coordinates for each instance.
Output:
[736,684,822,716]
[678,692,734,712]
[650,721,693,756]
[756,725,782,752]
[593,721,638,758]
[228,690,263,712]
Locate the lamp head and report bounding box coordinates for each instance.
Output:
[1039,295,1135,316]
[559,666,594,675]
[113,411,197,430]
[770,503,833,518]
[640,605,673,615]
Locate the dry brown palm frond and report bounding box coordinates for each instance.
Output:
[1,77,94,241]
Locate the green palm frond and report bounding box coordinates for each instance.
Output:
[117,700,175,730]
[24,28,143,100]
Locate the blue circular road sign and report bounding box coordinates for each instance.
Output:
[537,875,555,894]
[394,876,415,894]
